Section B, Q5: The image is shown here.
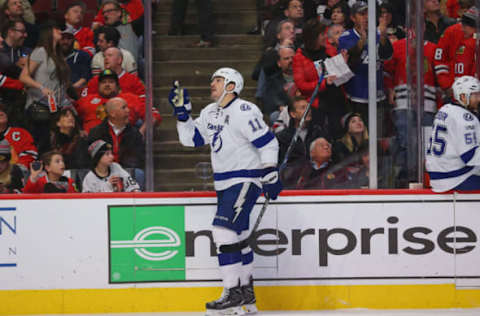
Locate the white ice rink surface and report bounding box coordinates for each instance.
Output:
[36,309,480,316]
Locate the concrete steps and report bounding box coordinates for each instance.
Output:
[152,0,262,192]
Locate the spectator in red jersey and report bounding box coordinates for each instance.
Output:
[24,150,77,193]
[434,6,478,94]
[0,137,25,193]
[93,0,144,36]
[77,69,160,134]
[0,104,37,172]
[91,26,137,76]
[47,107,90,170]
[384,35,438,187]
[0,0,39,48]
[85,47,145,98]
[63,1,95,57]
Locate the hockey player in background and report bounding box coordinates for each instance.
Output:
[426,76,480,192]
[169,67,283,315]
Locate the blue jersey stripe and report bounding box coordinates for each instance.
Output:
[193,127,205,147]
[252,131,275,148]
[214,169,264,181]
[461,146,478,164]
[428,166,474,180]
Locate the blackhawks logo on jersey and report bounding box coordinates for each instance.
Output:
[96,104,107,121]
[456,45,465,55]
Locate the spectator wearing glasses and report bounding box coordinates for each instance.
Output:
[264,0,305,49]
[0,20,30,77]
[91,26,137,77]
[93,0,144,37]
[100,0,139,60]
[0,0,38,48]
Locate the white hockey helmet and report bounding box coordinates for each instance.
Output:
[452,75,480,107]
[211,67,244,96]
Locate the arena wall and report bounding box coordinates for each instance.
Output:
[1,191,480,314]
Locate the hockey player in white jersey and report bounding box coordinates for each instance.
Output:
[169,67,282,315]
[426,76,480,192]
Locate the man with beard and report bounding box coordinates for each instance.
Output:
[0,20,30,78]
[76,69,160,134]
[61,29,91,90]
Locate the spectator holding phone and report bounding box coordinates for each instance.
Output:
[23,150,76,193]
[0,137,25,193]
[82,139,140,192]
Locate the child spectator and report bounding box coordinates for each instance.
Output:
[0,137,25,193]
[82,139,140,192]
[48,107,90,170]
[23,150,76,193]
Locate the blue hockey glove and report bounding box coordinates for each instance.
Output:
[260,167,283,200]
[168,81,192,121]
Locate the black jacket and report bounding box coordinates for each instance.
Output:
[87,120,145,169]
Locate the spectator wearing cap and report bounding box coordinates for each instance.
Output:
[87,97,145,187]
[0,0,38,48]
[63,1,95,57]
[424,0,456,43]
[0,137,25,193]
[20,23,72,154]
[91,26,137,77]
[434,6,479,93]
[60,28,91,90]
[337,1,392,133]
[76,69,160,134]
[23,150,77,193]
[276,95,329,164]
[82,139,140,192]
[332,112,368,164]
[85,47,145,99]
[47,107,90,170]
[99,0,139,60]
[0,104,37,172]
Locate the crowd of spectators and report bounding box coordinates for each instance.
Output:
[0,0,151,193]
[252,0,479,189]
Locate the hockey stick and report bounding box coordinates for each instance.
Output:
[219,70,326,254]
[281,70,325,168]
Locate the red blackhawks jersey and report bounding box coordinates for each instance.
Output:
[384,39,438,113]
[2,127,38,168]
[434,23,478,90]
[76,92,160,133]
[73,26,95,57]
[85,71,145,99]
[0,74,24,90]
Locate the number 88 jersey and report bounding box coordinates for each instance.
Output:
[426,103,480,192]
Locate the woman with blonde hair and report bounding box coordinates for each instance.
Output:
[333,112,369,163]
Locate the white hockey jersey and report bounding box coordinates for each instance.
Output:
[177,97,279,191]
[82,162,141,192]
[426,103,480,192]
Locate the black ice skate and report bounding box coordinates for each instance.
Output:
[241,277,258,314]
[205,284,245,316]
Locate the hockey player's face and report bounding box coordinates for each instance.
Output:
[210,77,225,100]
[469,92,480,109]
